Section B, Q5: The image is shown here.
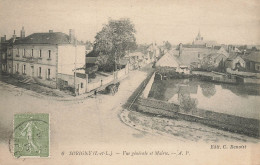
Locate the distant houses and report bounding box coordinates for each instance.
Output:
[243,52,260,72]
[155,52,190,74]
[225,54,246,70]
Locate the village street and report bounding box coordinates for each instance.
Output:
[0,65,259,165]
[0,66,178,165]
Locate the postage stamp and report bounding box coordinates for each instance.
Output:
[13,113,49,158]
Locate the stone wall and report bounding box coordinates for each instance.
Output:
[141,73,155,98]
[136,97,260,137]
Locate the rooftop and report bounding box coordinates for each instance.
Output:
[14,32,75,45]
[242,51,260,63]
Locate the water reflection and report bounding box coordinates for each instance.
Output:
[200,83,216,98]
[148,78,260,119]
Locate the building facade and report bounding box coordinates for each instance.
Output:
[4,29,86,94]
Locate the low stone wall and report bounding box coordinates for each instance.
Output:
[86,68,129,92]
[244,77,260,84]
[141,73,155,98]
[34,77,57,89]
[138,98,179,112]
[227,68,260,78]
[136,97,260,137]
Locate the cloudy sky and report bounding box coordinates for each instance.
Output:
[0,0,259,45]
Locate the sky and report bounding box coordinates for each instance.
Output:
[0,0,259,45]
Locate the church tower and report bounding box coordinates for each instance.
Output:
[196,30,203,41]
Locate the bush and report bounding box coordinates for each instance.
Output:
[179,94,198,113]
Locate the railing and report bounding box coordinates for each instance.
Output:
[26,56,38,63]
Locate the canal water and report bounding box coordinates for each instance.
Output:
[148,78,260,120]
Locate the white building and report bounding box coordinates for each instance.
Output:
[8,29,86,94]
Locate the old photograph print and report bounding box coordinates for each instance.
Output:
[0,0,260,164]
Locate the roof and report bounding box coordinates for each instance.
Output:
[129,52,144,58]
[227,52,238,60]
[156,52,181,68]
[171,48,211,65]
[14,32,72,45]
[119,58,128,65]
[1,37,21,46]
[216,47,229,57]
[86,50,99,57]
[242,51,260,63]
[86,57,97,63]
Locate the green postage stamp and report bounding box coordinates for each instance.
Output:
[13,113,49,158]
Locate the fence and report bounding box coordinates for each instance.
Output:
[227,68,260,78]
[141,72,155,98]
[86,67,129,92]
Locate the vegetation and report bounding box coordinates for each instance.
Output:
[93,18,137,72]
[162,41,172,53]
[179,94,198,113]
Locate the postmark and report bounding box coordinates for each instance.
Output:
[13,113,49,158]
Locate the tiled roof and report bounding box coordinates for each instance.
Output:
[129,52,144,57]
[86,50,99,57]
[242,51,260,63]
[14,32,71,45]
[1,37,21,46]
[156,52,181,68]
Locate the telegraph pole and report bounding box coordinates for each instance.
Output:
[74,37,77,96]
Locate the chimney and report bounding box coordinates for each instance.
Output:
[1,35,6,42]
[49,30,53,33]
[13,30,16,39]
[20,27,25,38]
[179,43,183,57]
[69,29,75,44]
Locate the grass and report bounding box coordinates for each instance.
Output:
[0,73,72,98]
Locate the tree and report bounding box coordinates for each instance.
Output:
[200,83,216,98]
[251,46,258,51]
[137,44,149,55]
[162,41,172,52]
[200,56,216,71]
[93,18,137,71]
[179,94,197,113]
[85,40,93,50]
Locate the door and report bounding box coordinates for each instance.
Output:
[31,66,34,77]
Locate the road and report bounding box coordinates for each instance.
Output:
[0,66,176,164]
[0,66,259,165]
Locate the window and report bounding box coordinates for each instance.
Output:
[31,49,34,57]
[81,83,84,88]
[39,50,42,58]
[17,49,19,55]
[48,50,51,59]
[38,67,42,77]
[256,64,260,71]
[22,65,26,74]
[16,63,19,72]
[23,49,25,56]
[47,69,50,79]
[2,53,6,60]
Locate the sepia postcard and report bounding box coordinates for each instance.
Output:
[0,0,260,164]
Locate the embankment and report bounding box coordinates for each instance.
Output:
[131,71,260,138]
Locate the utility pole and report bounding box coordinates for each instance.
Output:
[74,37,77,96]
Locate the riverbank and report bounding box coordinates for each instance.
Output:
[120,110,259,142]
[123,69,260,138]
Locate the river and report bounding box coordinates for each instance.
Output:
[148,78,260,120]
